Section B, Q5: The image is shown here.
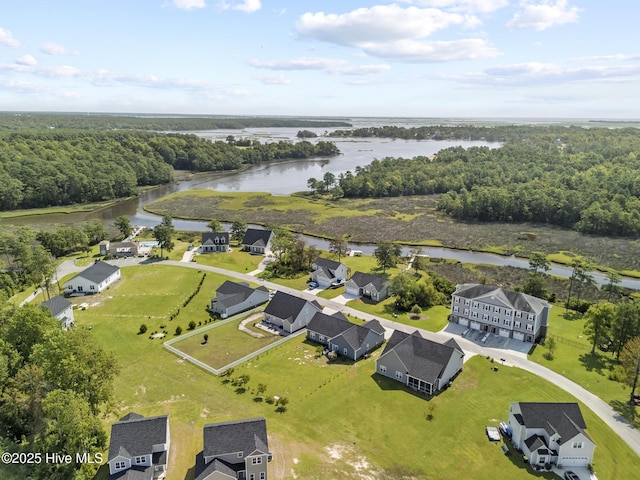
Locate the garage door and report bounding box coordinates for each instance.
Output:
[345,286,360,296]
[470,321,481,330]
[499,329,510,338]
[559,456,590,467]
[459,318,469,327]
[513,332,524,341]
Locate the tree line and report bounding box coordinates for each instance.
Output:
[0,113,351,131]
[0,130,340,211]
[324,126,640,236]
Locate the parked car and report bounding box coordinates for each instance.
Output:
[564,471,580,480]
[330,278,345,289]
[462,328,470,336]
[481,332,490,343]
[308,281,319,289]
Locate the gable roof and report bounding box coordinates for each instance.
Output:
[108,413,169,462]
[41,295,72,317]
[308,313,384,351]
[73,261,120,285]
[453,283,549,314]
[109,466,154,480]
[242,228,273,247]
[348,271,389,291]
[213,281,268,309]
[194,454,239,480]
[312,257,346,279]
[380,330,463,385]
[203,417,269,460]
[201,232,229,245]
[264,291,320,321]
[514,402,591,444]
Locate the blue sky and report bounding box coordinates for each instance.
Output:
[0,1,638,118]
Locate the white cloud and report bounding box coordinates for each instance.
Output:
[507,1,581,31]
[173,0,207,10]
[249,56,391,75]
[15,55,37,66]
[359,38,500,62]
[0,28,20,48]
[220,0,261,13]
[40,41,73,55]
[400,0,509,13]
[255,74,291,85]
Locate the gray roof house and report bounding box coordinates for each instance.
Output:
[376,330,464,396]
[508,402,595,469]
[450,283,551,343]
[40,295,75,329]
[107,412,170,480]
[263,291,322,334]
[345,272,391,302]
[241,229,273,255]
[310,257,349,288]
[201,232,230,253]
[209,281,270,318]
[307,312,385,360]
[109,241,139,258]
[195,417,271,480]
[64,261,121,296]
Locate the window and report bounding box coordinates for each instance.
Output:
[343,348,348,355]
[482,314,489,321]
[90,285,95,290]
[504,320,511,327]
[464,300,470,306]
[395,371,403,380]
[453,306,459,313]
[514,321,521,328]
[379,365,387,373]
[493,307,500,313]
[493,316,499,324]
[454,297,459,303]
[249,474,255,480]
[309,332,316,339]
[238,452,243,458]
[252,457,263,465]
[516,312,522,318]
[473,302,478,308]
[115,461,126,469]
[135,456,145,464]
[260,473,266,480]
[505,310,511,317]
[472,312,478,318]
[526,324,534,331]
[572,441,584,449]
[464,309,469,315]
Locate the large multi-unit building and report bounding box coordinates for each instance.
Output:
[449,283,551,343]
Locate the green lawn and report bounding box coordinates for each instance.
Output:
[193,248,263,273]
[346,297,450,332]
[529,307,636,424]
[170,314,280,369]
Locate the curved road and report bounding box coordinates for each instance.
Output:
[57,258,640,458]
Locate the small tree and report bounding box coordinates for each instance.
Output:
[411,304,422,318]
[207,219,222,232]
[139,324,148,334]
[276,396,289,412]
[543,337,557,360]
[188,320,196,330]
[257,383,267,398]
[175,325,183,336]
[203,333,209,344]
[114,216,132,239]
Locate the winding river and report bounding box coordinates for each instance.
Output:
[3,125,639,289]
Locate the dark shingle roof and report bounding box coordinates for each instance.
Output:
[108,413,169,462]
[213,281,268,309]
[453,283,549,314]
[109,466,154,480]
[194,454,240,480]
[74,261,120,285]
[524,434,547,452]
[242,228,273,247]
[308,313,384,350]
[203,418,269,460]
[380,330,463,385]
[264,291,315,321]
[201,232,229,245]
[362,319,385,336]
[348,271,389,291]
[41,295,72,317]
[312,257,345,279]
[516,402,591,444]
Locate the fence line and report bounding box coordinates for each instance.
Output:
[547,333,589,351]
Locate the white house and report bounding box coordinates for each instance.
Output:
[263,291,322,333]
[450,283,551,343]
[201,232,230,253]
[310,257,349,288]
[64,261,120,296]
[108,412,170,480]
[241,229,273,255]
[40,295,75,329]
[345,271,391,302]
[209,281,270,318]
[508,402,595,469]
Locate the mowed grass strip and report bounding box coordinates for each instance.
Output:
[170,314,280,369]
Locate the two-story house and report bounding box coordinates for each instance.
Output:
[508,402,595,469]
[310,257,349,288]
[201,232,230,253]
[107,412,170,480]
[241,229,273,255]
[450,283,551,343]
[195,417,271,480]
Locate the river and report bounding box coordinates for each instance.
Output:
[3,125,639,289]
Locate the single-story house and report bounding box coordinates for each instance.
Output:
[508,402,595,469]
[310,257,349,288]
[64,262,120,296]
[109,241,139,258]
[201,232,230,253]
[209,281,270,318]
[241,229,274,255]
[307,311,385,360]
[376,330,464,395]
[345,272,391,302]
[263,291,322,334]
[40,295,75,330]
[194,417,271,480]
[107,412,170,480]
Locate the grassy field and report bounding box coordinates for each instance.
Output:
[528,307,637,426]
[193,248,263,273]
[170,314,280,369]
[0,199,120,219]
[144,189,640,274]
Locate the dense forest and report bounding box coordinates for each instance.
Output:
[0,113,351,131]
[0,130,339,211]
[329,126,640,236]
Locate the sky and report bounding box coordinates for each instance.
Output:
[0,1,638,118]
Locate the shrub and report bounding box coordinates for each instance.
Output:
[175,326,183,336]
[139,324,148,334]
[188,320,196,330]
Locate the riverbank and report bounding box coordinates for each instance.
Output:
[144,189,640,277]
